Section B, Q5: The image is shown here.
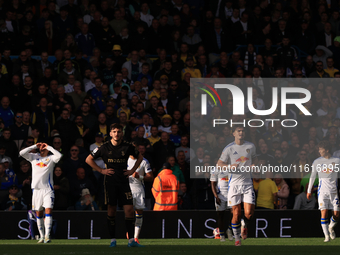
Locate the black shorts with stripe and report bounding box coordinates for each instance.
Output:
[104,176,133,206]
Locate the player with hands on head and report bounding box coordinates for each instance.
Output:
[19,142,62,244]
[307,141,340,242]
[85,123,144,248]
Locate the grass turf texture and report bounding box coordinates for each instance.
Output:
[1,239,340,255]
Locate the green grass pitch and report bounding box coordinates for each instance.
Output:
[1,238,340,255]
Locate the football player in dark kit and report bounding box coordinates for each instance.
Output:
[86,123,144,247]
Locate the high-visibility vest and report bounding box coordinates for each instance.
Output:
[152,169,179,211]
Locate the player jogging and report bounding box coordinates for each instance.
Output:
[127,154,154,243]
[217,125,257,246]
[85,123,144,248]
[19,142,62,243]
[307,141,340,242]
[210,167,233,242]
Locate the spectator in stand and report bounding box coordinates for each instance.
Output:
[75,23,95,57]
[153,131,176,170]
[70,167,96,205]
[53,109,78,151]
[53,165,69,210]
[53,6,74,44]
[324,57,339,77]
[274,174,289,210]
[122,50,142,81]
[293,183,317,210]
[1,184,27,211]
[256,171,278,209]
[58,59,82,85]
[181,55,201,79]
[0,97,14,127]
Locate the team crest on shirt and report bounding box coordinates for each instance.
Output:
[320,203,323,206]
[246,149,250,153]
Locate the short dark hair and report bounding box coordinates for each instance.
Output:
[318,140,331,152]
[232,124,245,133]
[110,123,123,131]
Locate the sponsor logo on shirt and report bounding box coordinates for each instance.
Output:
[235,156,249,163]
[36,162,47,168]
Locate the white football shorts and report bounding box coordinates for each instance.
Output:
[215,193,230,211]
[131,188,145,210]
[32,189,54,211]
[228,185,255,207]
[318,192,340,211]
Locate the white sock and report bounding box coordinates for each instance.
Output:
[37,216,45,239]
[111,238,116,243]
[134,214,143,239]
[232,222,241,241]
[329,216,339,229]
[321,218,329,237]
[241,218,246,228]
[45,214,53,238]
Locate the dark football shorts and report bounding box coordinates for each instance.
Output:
[105,177,133,206]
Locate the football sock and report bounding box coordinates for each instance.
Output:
[219,231,225,237]
[330,216,339,229]
[111,238,116,243]
[243,216,251,228]
[321,218,329,237]
[107,216,116,238]
[228,224,232,231]
[36,216,45,238]
[125,217,135,242]
[134,214,143,239]
[45,214,52,238]
[232,222,241,241]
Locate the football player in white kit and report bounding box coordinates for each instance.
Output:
[307,141,340,242]
[19,142,62,243]
[127,154,154,243]
[210,168,233,242]
[217,125,257,246]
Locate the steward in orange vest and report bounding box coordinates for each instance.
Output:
[152,163,179,211]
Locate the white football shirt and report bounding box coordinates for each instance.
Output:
[128,157,152,189]
[308,156,340,194]
[219,141,256,187]
[19,145,62,190]
[210,168,229,195]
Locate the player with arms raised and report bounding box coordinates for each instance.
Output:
[86,123,144,247]
[216,125,257,246]
[307,141,340,242]
[127,153,154,243]
[19,142,62,243]
[210,167,233,242]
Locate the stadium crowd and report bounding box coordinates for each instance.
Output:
[1,0,340,211]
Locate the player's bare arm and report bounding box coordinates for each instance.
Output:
[144,172,154,182]
[85,154,115,176]
[132,171,153,181]
[211,181,221,205]
[124,153,143,176]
